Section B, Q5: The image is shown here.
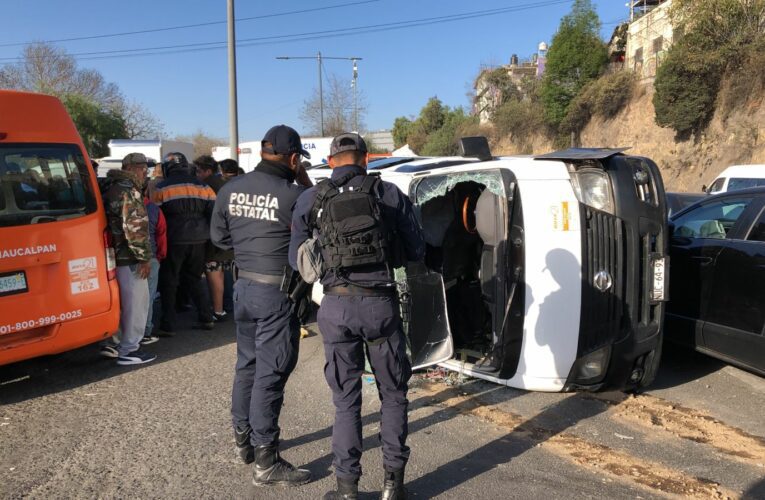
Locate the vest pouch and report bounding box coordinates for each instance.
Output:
[336,214,377,241]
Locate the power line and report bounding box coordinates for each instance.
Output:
[0,0,380,48]
[0,0,571,63]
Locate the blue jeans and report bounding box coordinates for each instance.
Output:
[144,258,160,337]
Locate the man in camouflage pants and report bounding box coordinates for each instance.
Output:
[100,153,158,365]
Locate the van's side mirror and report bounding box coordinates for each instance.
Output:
[701,184,708,193]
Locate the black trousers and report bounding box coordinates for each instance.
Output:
[317,294,412,481]
[231,279,299,445]
[159,243,213,329]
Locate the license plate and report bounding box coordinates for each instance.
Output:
[0,271,29,297]
[651,257,666,302]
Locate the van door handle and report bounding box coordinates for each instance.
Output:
[691,256,713,265]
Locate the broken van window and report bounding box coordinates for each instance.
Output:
[414,170,505,205]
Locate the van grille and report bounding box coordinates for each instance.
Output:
[579,208,626,353]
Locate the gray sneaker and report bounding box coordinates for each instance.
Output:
[117,350,157,366]
[99,344,119,359]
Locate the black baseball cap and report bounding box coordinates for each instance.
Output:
[330,132,368,156]
[163,152,188,167]
[261,125,311,159]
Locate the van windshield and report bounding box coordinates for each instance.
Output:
[0,144,98,227]
[728,177,765,191]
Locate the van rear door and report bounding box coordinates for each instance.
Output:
[0,144,112,337]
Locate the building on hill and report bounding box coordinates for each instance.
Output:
[626,0,674,82]
[473,42,548,124]
[363,130,394,152]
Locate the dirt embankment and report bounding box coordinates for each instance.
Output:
[494,85,765,193]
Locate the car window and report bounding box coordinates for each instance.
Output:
[728,177,765,192]
[672,197,753,239]
[708,177,725,192]
[746,208,765,242]
[0,144,97,227]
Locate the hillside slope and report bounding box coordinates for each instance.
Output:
[494,85,765,192]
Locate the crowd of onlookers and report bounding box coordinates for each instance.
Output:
[97,152,245,365]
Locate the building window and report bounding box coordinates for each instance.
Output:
[653,36,664,54]
[634,47,643,63]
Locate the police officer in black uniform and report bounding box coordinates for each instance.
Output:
[289,133,425,500]
[211,125,313,487]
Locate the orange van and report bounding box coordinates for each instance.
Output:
[0,90,120,365]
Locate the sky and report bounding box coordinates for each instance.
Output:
[1,0,627,142]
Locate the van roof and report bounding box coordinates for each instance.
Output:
[718,164,765,178]
[0,90,82,146]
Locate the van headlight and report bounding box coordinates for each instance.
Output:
[570,168,615,214]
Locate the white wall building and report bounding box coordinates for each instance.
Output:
[626,0,674,82]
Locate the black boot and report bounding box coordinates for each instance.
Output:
[252,444,311,487]
[380,468,407,500]
[323,476,359,499]
[233,427,254,464]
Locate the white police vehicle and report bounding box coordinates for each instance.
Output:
[313,138,669,392]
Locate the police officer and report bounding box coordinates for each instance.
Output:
[210,125,313,487]
[289,133,425,500]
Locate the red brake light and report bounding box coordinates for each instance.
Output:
[103,230,116,280]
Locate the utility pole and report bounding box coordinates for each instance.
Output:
[351,60,359,132]
[227,0,239,162]
[318,52,323,136]
[277,53,362,137]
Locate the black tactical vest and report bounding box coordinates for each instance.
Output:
[309,172,394,275]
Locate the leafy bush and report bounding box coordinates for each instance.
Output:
[653,38,724,137]
[392,97,480,156]
[493,99,546,153]
[717,36,765,121]
[420,108,479,156]
[653,0,765,136]
[559,70,636,135]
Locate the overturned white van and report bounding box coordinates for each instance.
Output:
[313,139,669,392]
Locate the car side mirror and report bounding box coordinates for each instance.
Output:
[701,184,708,193]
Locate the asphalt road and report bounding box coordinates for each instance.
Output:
[1,313,764,499]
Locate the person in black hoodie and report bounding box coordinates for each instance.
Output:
[153,152,217,333]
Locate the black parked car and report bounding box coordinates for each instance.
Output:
[667,187,765,376]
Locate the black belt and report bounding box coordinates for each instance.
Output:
[237,270,282,286]
[325,285,397,297]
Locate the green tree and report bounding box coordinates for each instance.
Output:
[540,0,608,127]
[419,97,448,134]
[62,94,127,157]
[420,108,479,156]
[392,116,413,148]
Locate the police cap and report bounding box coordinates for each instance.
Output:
[330,132,368,157]
[261,125,311,159]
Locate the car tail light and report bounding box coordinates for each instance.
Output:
[103,230,116,280]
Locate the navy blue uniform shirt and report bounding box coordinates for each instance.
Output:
[211,160,306,275]
[289,164,425,287]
